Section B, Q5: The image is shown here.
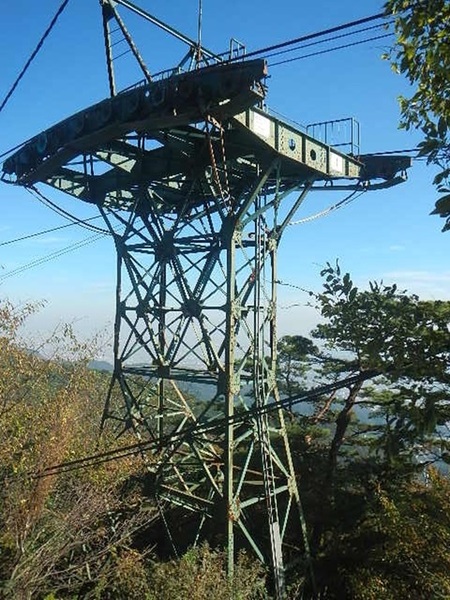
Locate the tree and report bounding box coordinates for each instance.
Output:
[313,469,450,599]
[0,299,153,599]
[277,263,450,597]
[385,0,450,229]
[310,261,450,472]
[277,335,318,398]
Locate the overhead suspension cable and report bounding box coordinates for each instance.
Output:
[363,148,420,156]
[262,21,394,62]
[275,279,312,295]
[0,138,33,161]
[0,215,104,248]
[35,369,381,479]
[229,0,423,64]
[0,232,108,284]
[269,33,393,68]
[229,11,388,63]
[0,0,71,115]
[289,188,366,226]
[27,186,110,234]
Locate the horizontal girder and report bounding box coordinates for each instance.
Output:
[1,59,411,211]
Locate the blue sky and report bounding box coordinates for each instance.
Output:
[0,0,447,355]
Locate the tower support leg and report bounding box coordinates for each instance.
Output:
[100,165,313,598]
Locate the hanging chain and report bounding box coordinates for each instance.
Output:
[205,116,232,213]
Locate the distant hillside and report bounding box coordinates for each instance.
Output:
[88,360,113,372]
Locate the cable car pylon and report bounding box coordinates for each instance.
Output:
[0,2,412,596]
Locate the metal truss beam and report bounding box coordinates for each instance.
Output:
[109,0,222,63]
[97,156,314,598]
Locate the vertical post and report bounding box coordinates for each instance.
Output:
[269,190,287,600]
[104,0,153,84]
[157,261,167,446]
[252,192,285,599]
[224,214,236,579]
[100,0,117,97]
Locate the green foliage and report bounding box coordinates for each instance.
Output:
[312,263,450,450]
[277,265,450,597]
[93,548,153,600]
[384,0,450,230]
[315,260,450,380]
[148,544,268,600]
[0,299,150,599]
[322,470,450,599]
[277,335,318,396]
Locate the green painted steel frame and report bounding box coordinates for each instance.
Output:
[98,154,313,598]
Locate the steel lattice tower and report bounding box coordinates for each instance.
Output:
[1,2,411,597]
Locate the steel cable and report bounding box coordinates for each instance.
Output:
[0,0,71,114]
[34,369,380,479]
[0,215,104,247]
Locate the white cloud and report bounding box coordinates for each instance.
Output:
[277,303,320,338]
[383,270,450,299]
